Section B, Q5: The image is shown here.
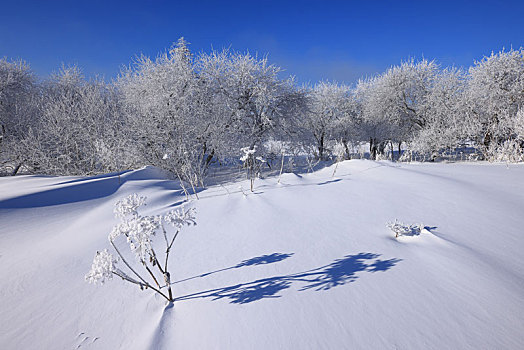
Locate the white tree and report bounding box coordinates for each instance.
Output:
[304,81,350,159]
[118,38,197,170]
[119,38,232,188]
[332,90,365,159]
[465,48,524,160]
[355,76,395,159]
[31,65,127,175]
[0,58,38,175]
[410,67,467,158]
[515,108,524,141]
[357,59,439,160]
[196,49,304,156]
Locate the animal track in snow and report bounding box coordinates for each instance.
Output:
[74,332,99,349]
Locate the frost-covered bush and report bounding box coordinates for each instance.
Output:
[240,146,266,192]
[331,141,346,177]
[386,220,423,238]
[485,139,524,163]
[86,193,196,303]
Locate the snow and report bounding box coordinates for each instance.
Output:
[1,160,524,349]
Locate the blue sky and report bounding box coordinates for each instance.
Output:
[1,0,523,84]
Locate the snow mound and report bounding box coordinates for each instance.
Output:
[1,160,524,349]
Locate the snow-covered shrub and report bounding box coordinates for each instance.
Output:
[240,146,266,192]
[386,220,423,238]
[331,141,346,177]
[86,193,196,303]
[485,139,524,163]
[398,149,413,162]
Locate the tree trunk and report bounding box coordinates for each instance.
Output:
[204,149,215,167]
[343,140,351,160]
[318,133,325,160]
[11,162,22,176]
[370,137,377,160]
[378,141,386,157]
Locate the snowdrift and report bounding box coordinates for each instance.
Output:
[1,161,524,349]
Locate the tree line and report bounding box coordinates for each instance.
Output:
[1,38,523,180]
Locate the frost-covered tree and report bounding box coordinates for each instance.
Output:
[119,38,230,187]
[355,77,394,159]
[0,58,38,175]
[86,194,196,303]
[361,59,439,159]
[465,48,524,160]
[515,108,524,141]
[3,42,524,177]
[29,66,127,175]
[332,90,365,159]
[410,67,467,157]
[119,39,197,170]
[303,81,350,159]
[196,49,305,156]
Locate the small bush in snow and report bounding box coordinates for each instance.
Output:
[386,220,423,238]
[86,193,196,303]
[331,141,346,177]
[240,146,266,192]
[485,139,524,163]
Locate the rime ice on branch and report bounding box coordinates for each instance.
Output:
[86,193,196,303]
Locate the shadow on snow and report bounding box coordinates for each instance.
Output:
[0,175,124,208]
[0,167,186,209]
[175,252,401,304]
[174,253,294,284]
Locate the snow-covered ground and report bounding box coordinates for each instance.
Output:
[1,160,524,349]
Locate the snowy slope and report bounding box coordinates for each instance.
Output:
[1,160,524,349]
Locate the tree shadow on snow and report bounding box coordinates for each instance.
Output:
[175,253,401,304]
[316,178,342,186]
[0,169,186,209]
[0,175,124,208]
[53,170,133,186]
[235,253,294,267]
[174,253,294,284]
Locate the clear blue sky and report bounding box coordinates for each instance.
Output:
[1,0,523,84]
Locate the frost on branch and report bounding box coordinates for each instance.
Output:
[164,207,196,228]
[110,194,160,261]
[386,220,424,238]
[86,193,196,303]
[111,215,160,261]
[114,193,146,218]
[85,249,117,285]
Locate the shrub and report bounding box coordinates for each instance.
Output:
[386,220,423,238]
[86,193,196,303]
